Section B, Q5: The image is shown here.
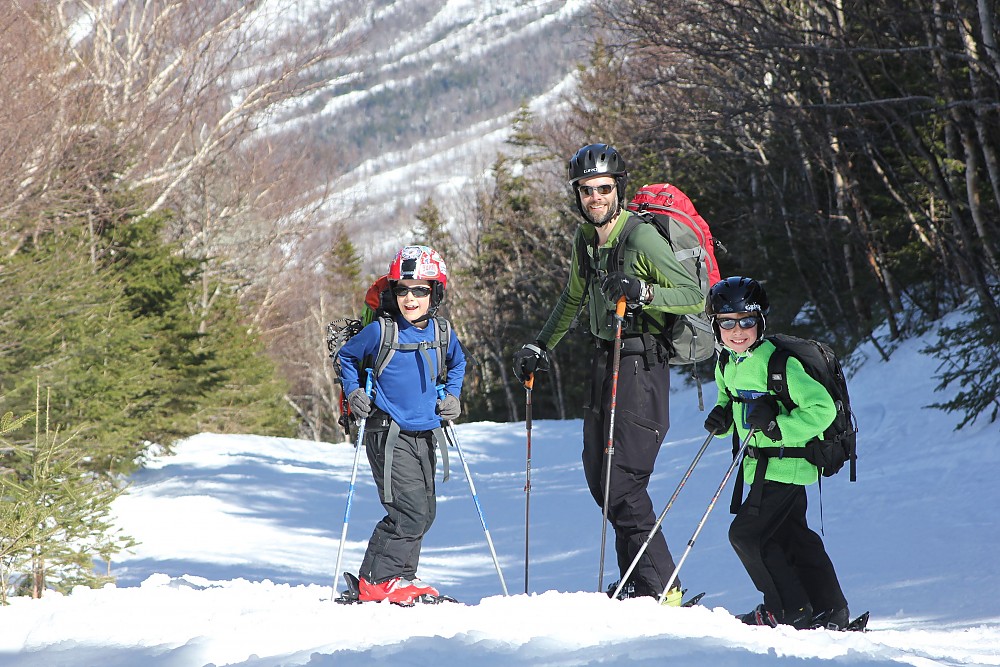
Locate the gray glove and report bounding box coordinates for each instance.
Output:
[437,393,461,421]
[347,388,371,419]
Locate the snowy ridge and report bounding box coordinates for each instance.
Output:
[265,0,592,256]
[0,313,996,665]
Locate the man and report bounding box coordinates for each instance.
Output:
[512,144,704,603]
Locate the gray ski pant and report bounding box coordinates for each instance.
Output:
[358,424,437,584]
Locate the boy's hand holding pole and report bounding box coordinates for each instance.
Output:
[746,396,782,440]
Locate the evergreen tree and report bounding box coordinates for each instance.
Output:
[414,198,453,261]
[0,389,132,602]
[0,205,295,473]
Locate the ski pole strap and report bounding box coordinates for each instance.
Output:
[433,426,449,483]
[432,385,451,483]
[730,430,744,514]
[382,420,401,504]
[745,450,768,517]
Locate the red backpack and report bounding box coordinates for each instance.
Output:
[626,183,723,288]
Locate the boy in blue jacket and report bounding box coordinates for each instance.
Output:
[338,245,466,605]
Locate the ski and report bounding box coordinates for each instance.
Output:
[401,592,459,607]
[844,611,869,632]
[334,572,361,604]
[334,572,458,606]
[681,591,705,607]
[810,609,870,632]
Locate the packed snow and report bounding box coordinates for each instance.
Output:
[1,316,998,666]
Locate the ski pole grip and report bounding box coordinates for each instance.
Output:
[615,296,627,318]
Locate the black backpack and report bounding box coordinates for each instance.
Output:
[721,334,859,515]
[721,333,858,479]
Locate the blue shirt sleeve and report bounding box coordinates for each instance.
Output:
[337,321,381,396]
[443,329,466,398]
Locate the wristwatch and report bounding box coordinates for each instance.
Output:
[642,282,655,305]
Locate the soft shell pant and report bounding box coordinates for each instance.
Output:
[359,427,437,583]
[582,338,680,596]
[729,480,848,616]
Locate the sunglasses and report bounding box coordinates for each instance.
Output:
[392,285,433,298]
[578,183,615,197]
[717,315,759,330]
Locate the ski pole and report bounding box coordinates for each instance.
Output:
[438,386,509,596]
[331,368,373,600]
[441,421,509,596]
[613,429,717,600]
[657,427,757,604]
[523,372,534,595]
[598,297,628,593]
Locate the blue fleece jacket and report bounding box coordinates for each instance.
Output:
[338,317,466,431]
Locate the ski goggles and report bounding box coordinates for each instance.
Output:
[392,285,433,298]
[578,183,615,197]
[717,315,759,330]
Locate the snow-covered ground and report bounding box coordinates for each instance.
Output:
[1,316,998,666]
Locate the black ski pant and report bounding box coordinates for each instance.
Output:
[359,425,437,584]
[729,480,847,617]
[582,336,680,596]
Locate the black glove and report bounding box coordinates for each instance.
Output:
[437,393,461,421]
[347,388,372,419]
[704,404,733,434]
[512,343,549,382]
[601,271,648,307]
[746,395,782,441]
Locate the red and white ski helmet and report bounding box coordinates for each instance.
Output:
[387,245,448,289]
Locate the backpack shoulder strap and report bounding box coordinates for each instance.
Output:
[373,315,399,378]
[433,317,451,385]
[575,231,591,280]
[718,350,729,373]
[765,338,796,412]
[608,213,646,272]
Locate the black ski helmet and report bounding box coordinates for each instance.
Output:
[708,276,770,344]
[568,144,628,220]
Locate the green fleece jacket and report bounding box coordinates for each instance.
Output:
[713,339,836,486]
[537,210,705,348]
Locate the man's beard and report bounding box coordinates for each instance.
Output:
[585,197,619,226]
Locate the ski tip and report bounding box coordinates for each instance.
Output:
[846,610,870,632]
[681,592,706,607]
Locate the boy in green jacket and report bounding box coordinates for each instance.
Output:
[703,276,850,630]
